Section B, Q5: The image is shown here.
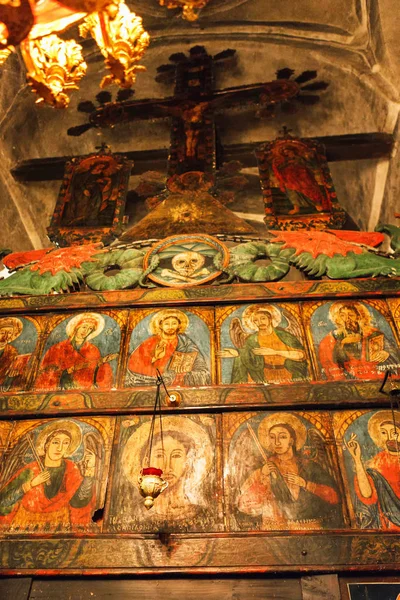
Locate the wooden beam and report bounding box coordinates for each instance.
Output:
[29,578,303,600]
[11,149,169,182]
[221,132,394,168]
[11,133,393,182]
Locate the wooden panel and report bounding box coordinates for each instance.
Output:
[104,414,223,533]
[302,575,341,600]
[29,578,302,600]
[333,409,400,531]
[303,298,400,383]
[223,411,347,532]
[124,306,214,388]
[33,310,125,393]
[216,303,312,386]
[0,577,31,600]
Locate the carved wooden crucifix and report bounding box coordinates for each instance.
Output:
[11,46,394,240]
[13,45,392,182]
[66,45,330,177]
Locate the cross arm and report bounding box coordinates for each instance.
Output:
[11,133,394,182]
[88,96,183,128]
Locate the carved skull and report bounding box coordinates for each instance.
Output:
[171,251,205,278]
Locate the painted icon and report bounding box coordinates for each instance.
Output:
[48,150,132,246]
[337,410,400,530]
[35,312,120,391]
[218,303,310,384]
[125,308,211,387]
[106,415,220,532]
[0,417,112,533]
[308,300,400,381]
[0,316,38,391]
[256,134,344,230]
[225,411,344,531]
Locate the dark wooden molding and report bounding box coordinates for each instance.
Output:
[28,578,303,599]
[0,379,398,417]
[1,533,400,574]
[11,133,394,182]
[0,278,399,315]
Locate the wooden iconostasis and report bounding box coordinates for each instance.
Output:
[0,290,400,573]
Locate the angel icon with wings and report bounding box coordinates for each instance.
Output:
[0,419,104,533]
[218,304,309,384]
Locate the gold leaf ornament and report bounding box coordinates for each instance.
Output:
[159,0,209,21]
[21,35,87,108]
[80,1,149,88]
[0,44,13,64]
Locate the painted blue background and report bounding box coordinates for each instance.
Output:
[220,304,303,384]
[41,313,121,379]
[310,301,399,379]
[128,310,211,369]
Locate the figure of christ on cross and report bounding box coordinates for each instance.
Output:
[66,47,328,180]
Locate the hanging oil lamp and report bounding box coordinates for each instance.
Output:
[137,370,171,510]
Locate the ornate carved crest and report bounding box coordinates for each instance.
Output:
[144,233,230,287]
[47,147,132,246]
[256,134,345,231]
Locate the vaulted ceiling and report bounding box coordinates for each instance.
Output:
[0,0,399,250]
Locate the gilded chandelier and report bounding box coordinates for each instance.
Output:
[21,35,87,108]
[79,2,150,89]
[0,0,149,107]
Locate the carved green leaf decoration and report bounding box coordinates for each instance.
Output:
[83,248,146,291]
[0,267,85,296]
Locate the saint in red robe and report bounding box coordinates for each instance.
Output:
[35,338,113,391]
[319,325,399,381]
[272,154,331,210]
[127,333,210,387]
[0,460,95,531]
[354,451,400,531]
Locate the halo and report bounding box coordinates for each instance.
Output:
[121,416,213,484]
[368,410,400,448]
[149,309,189,335]
[328,301,371,327]
[0,317,23,342]
[66,312,105,341]
[242,304,282,332]
[35,419,82,457]
[257,412,307,451]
